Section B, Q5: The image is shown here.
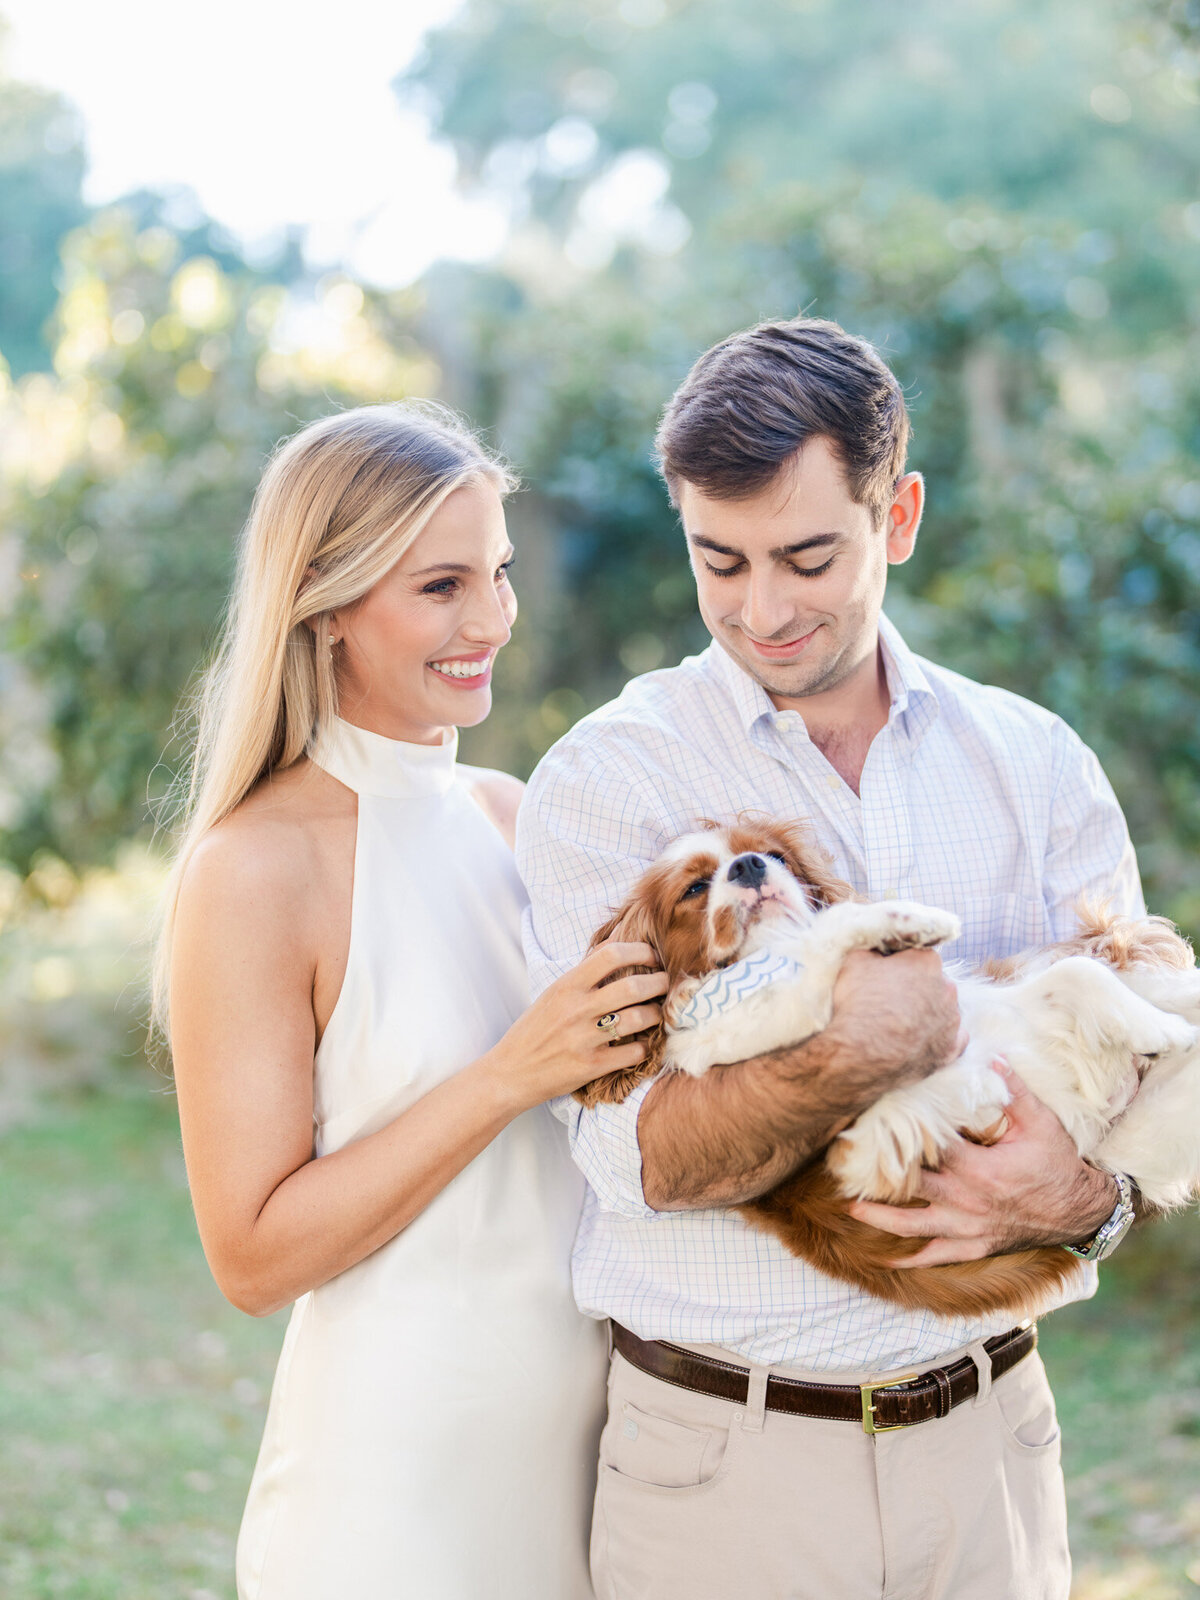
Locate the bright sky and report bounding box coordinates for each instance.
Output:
[2,0,509,286]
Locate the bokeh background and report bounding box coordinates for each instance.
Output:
[1,1,1199,1596]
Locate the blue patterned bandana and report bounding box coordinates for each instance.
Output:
[671,949,805,1032]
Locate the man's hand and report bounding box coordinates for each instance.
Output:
[848,1063,1118,1264]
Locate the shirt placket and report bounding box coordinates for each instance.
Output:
[754,714,868,895]
[858,719,913,902]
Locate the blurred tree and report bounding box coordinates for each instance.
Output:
[0,15,309,379]
[1,208,435,872]
[0,21,87,376]
[405,0,1200,934]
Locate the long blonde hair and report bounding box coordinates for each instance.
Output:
[152,401,515,1036]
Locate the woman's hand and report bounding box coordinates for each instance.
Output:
[484,942,668,1111]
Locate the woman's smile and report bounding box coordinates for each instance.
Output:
[426,648,496,687]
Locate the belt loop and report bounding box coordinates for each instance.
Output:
[968,1341,992,1408]
[744,1364,769,1434]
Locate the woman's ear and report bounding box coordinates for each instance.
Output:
[303,609,341,647]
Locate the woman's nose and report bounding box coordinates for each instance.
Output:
[464,580,515,647]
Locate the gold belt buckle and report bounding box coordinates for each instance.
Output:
[860,1371,919,1434]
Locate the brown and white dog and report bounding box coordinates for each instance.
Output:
[579,819,1200,1319]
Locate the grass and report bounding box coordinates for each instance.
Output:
[0,1078,1198,1599]
[0,1085,286,1600]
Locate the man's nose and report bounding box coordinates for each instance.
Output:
[727,853,766,889]
[739,576,792,639]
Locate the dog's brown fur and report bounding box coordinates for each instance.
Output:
[575,818,851,1110]
[578,821,1190,1318]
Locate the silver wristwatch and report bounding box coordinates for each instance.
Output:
[1062,1171,1136,1262]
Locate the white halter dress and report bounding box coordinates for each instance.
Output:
[236,718,606,1599]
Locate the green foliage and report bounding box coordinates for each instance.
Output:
[414,0,1200,934]
[2,210,433,871]
[0,26,88,376]
[3,0,1199,939]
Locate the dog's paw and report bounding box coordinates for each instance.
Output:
[828,1104,946,1202]
[663,975,703,1032]
[1134,1014,1199,1060]
[872,902,961,954]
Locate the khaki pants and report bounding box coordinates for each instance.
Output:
[590,1336,1070,1600]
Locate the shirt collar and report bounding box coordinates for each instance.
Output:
[877,615,939,742]
[703,614,940,745]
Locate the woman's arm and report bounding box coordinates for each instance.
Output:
[171,822,665,1317]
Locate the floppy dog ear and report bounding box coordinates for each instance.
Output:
[575,895,669,1109]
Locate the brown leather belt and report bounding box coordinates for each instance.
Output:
[611,1321,1037,1435]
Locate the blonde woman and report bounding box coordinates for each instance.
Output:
[158,403,666,1598]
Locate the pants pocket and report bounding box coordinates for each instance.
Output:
[993,1352,1062,1456]
[600,1399,729,1490]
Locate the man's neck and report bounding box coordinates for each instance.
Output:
[769,641,891,796]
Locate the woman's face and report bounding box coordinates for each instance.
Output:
[332,478,517,745]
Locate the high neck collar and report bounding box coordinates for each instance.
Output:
[310,717,459,798]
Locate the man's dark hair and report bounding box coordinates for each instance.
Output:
[655,317,910,526]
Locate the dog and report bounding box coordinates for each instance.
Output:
[578,819,1200,1319]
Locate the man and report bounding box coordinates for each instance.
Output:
[517,318,1142,1600]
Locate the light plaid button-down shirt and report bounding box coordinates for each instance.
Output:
[517,616,1142,1374]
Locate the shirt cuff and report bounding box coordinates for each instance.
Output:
[550,1077,663,1220]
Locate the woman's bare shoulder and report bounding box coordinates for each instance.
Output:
[461,765,525,848]
[178,760,353,920]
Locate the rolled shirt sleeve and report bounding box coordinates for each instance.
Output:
[518,746,668,1218]
[1043,718,1144,932]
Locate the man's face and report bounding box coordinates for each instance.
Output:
[679,436,920,709]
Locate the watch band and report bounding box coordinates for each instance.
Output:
[1062,1171,1135,1262]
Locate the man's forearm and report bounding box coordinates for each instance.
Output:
[638,1030,860,1210]
[636,946,962,1211]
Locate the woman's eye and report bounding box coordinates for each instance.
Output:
[496,559,515,582]
[423,579,459,596]
[680,879,710,900]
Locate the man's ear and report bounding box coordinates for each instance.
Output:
[885,472,924,566]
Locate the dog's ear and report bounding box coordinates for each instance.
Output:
[588,888,661,956]
[576,882,669,1107]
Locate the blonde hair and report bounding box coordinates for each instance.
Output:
[152,400,515,1037]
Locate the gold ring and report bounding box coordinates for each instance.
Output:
[596,1012,621,1038]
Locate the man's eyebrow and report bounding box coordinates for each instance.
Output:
[688,532,842,559]
[775,534,840,557]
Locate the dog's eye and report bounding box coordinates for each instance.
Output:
[764,851,789,868]
[680,878,710,901]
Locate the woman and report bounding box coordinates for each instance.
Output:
[157,403,666,1598]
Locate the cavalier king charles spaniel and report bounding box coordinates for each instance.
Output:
[579,819,1200,1319]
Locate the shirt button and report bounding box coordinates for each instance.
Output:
[884,886,899,898]
[826,773,840,790]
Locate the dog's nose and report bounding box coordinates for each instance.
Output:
[727,853,767,889]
